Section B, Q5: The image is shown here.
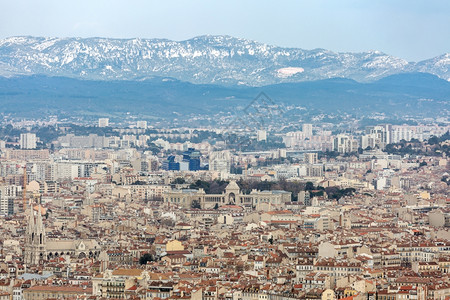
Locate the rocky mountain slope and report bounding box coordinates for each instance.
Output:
[0,36,448,86]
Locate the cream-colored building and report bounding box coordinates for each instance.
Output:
[163,180,291,210]
[23,286,92,300]
[92,269,148,298]
[166,240,184,252]
[24,204,100,265]
[321,289,336,300]
[429,210,450,227]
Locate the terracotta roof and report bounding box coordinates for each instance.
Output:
[111,269,143,276]
[24,286,92,293]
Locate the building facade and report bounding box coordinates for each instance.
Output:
[164,180,291,210]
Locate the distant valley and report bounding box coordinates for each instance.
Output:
[0,73,448,121]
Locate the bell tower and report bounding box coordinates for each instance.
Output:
[24,204,47,265]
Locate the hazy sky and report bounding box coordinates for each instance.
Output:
[1,0,449,61]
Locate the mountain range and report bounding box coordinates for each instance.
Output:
[0,35,449,86]
[1,73,448,120]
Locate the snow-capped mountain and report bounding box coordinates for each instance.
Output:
[414,53,450,80]
[0,35,448,85]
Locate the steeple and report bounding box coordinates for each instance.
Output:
[24,204,47,265]
[36,205,46,246]
[26,204,35,243]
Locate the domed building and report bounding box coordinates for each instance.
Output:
[163,180,291,210]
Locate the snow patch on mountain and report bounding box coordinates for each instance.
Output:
[276,67,305,78]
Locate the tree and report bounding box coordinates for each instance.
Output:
[428,136,439,145]
[325,187,356,200]
[189,180,210,192]
[172,177,186,184]
[230,165,243,174]
[305,182,315,191]
[310,190,324,197]
[213,203,219,209]
[191,200,201,209]
[139,253,154,265]
[208,180,229,194]
[146,141,162,155]
[132,180,147,185]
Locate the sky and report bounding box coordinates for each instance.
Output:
[1,0,449,62]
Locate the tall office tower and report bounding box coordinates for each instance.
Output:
[182,148,201,171]
[98,118,109,127]
[302,124,313,137]
[20,133,37,149]
[162,156,180,171]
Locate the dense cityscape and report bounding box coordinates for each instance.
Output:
[1,1,450,299]
[0,112,448,300]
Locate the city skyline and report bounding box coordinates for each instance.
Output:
[1,1,449,298]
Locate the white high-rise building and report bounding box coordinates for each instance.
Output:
[98,118,109,127]
[333,134,359,154]
[304,152,318,164]
[209,151,231,175]
[302,124,313,137]
[136,121,148,129]
[363,125,392,149]
[20,133,37,149]
[391,126,422,143]
[55,163,79,180]
[0,185,21,215]
[257,130,267,142]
